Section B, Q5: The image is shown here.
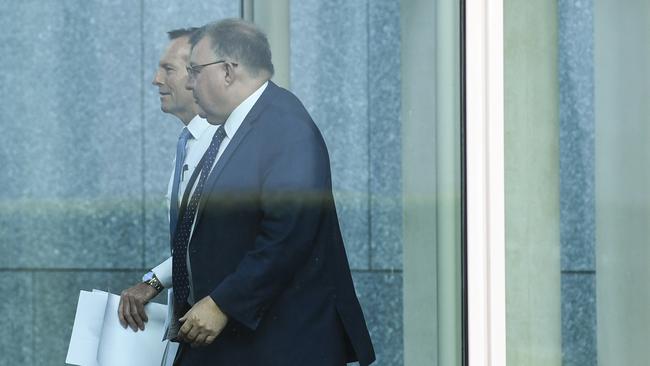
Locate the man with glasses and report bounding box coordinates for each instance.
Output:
[168,18,375,366]
[116,27,216,364]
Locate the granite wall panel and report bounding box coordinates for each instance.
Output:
[352,271,404,366]
[369,0,402,270]
[561,273,597,366]
[0,0,144,269]
[291,0,371,270]
[558,0,597,364]
[0,272,33,366]
[142,0,240,269]
[559,0,596,272]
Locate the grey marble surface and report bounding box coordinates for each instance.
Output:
[561,273,597,366]
[559,0,596,272]
[0,0,144,269]
[558,1,597,365]
[352,271,403,366]
[368,0,402,270]
[291,0,403,272]
[0,272,33,365]
[291,0,371,270]
[142,0,240,269]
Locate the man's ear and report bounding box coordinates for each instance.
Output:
[224,62,237,86]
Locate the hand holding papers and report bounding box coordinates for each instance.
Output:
[66,290,169,366]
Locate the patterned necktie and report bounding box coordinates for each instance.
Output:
[172,125,227,317]
[170,128,192,238]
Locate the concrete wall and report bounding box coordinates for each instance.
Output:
[0,1,404,365]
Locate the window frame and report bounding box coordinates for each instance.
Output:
[462,0,506,365]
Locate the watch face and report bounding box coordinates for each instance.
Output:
[143,272,154,282]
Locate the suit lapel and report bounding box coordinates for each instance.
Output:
[193,81,279,228]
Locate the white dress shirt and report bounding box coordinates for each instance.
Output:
[151,115,216,288]
[152,82,269,301]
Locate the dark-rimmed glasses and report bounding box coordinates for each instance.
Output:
[186,60,225,79]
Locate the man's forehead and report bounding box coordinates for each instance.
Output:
[168,37,191,57]
[190,37,211,63]
[161,38,190,63]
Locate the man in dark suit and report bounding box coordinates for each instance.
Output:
[171,19,375,365]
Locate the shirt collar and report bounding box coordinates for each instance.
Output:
[185,114,211,140]
[223,81,269,138]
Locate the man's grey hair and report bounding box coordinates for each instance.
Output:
[167,27,199,41]
[190,19,274,77]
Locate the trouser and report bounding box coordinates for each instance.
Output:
[172,343,185,366]
[173,343,348,366]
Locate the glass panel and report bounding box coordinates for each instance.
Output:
[402,0,463,365]
[594,1,650,364]
[505,0,650,365]
[0,1,464,365]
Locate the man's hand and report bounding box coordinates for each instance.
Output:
[178,296,228,347]
[118,282,158,331]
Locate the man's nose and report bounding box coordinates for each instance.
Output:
[185,77,194,90]
[152,70,163,86]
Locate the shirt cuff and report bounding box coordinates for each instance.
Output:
[151,256,173,288]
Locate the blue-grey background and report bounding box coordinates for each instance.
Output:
[559,0,597,364]
[0,0,402,365]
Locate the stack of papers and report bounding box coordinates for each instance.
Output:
[66,290,171,366]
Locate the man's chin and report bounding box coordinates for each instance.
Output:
[206,116,221,125]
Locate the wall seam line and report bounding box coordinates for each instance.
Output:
[366,0,373,272]
[140,0,146,270]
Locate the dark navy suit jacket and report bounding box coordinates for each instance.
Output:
[177,81,375,365]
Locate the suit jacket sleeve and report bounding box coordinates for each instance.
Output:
[209,132,329,330]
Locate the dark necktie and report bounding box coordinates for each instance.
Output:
[170,128,192,238]
[172,125,227,318]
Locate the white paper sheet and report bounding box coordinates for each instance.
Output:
[65,290,108,366]
[66,290,170,366]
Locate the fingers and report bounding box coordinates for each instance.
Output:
[178,316,193,341]
[129,297,145,330]
[136,297,148,323]
[185,326,200,343]
[191,334,208,348]
[118,283,155,331]
[121,294,147,331]
[121,296,137,331]
[178,300,225,346]
[118,295,127,328]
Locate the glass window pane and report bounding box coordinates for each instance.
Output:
[505,0,650,364]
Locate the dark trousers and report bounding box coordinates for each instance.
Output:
[173,343,348,366]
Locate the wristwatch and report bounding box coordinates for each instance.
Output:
[142,271,164,293]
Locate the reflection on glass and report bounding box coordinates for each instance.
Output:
[506,0,650,365]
